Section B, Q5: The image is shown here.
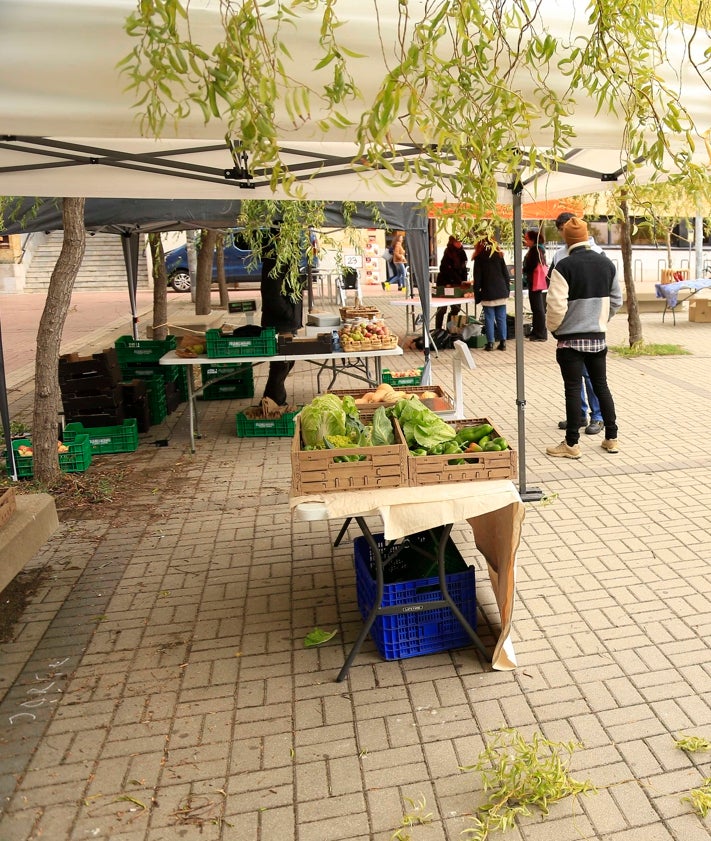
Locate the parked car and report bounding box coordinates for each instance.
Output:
[164,232,262,292]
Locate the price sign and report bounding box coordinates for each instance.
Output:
[343,255,362,268]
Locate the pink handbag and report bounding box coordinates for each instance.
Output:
[531,263,548,292]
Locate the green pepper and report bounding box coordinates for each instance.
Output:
[483,441,503,451]
[428,442,447,455]
[478,435,490,446]
[442,441,462,454]
[492,437,509,450]
[411,448,427,456]
[448,457,467,465]
[455,423,494,444]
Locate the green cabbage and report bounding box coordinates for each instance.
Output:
[389,397,455,450]
[300,394,347,448]
[371,406,395,445]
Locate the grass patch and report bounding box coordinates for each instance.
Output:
[609,342,690,357]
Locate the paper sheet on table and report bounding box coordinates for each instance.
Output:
[290,480,524,670]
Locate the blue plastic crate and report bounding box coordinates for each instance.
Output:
[354,530,476,660]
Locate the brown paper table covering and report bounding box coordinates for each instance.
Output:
[290,480,524,670]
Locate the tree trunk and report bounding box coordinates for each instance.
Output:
[665,228,672,267]
[195,228,216,315]
[215,231,230,308]
[32,197,86,485]
[620,197,643,347]
[148,234,169,341]
[186,230,198,304]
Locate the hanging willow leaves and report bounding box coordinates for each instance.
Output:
[121,0,711,219]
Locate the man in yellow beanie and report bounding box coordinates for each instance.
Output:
[545,217,622,459]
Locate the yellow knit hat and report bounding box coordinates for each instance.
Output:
[562,217,588,246]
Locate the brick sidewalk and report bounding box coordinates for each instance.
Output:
[2,287,711,840]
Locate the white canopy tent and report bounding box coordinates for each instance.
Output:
[1,0,709,498]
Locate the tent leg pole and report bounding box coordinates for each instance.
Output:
[512,187,543,502]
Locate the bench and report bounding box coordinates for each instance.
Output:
[618,284,666,314]
[0,493,59,593]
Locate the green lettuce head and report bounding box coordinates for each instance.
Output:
[300,394,347,448]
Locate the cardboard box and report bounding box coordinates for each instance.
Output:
[396,417,518,485]
[689,300,711,322]
[291,416,408,495]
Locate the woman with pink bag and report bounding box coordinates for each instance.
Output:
[524,227,548,341]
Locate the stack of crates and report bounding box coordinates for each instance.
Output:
[59,348,125,428]
[114,336,184,426]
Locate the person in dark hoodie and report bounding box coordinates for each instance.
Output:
[545,217,622,459]
[472,235,511,351]
[260,232,304,405]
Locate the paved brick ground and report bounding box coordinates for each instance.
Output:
[1,283,711,840]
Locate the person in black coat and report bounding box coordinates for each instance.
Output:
[472,236,511,351]
[523,227,548,341]
[260,235,304,405]
[435,236,468,330]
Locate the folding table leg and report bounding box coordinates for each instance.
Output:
[336,517,383,682]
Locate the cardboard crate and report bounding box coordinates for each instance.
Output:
[327,385,454,417]
[398,417,518,485]
[689,300,711,322]
[354,529,476,660]
[339,306,381,321]
[291,415,408,495]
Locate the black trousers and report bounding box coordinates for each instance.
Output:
[528,290,547,339]
[435,304,461,331]
[556,346,617,445]
[263,361,295,405]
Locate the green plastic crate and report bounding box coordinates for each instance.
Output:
[145,375,168,425]
[382,367,424,387]
[7,435,92,478]
[114,335,177,365]
[63,418,139,455]
[228,299,258,313]
[235,410,298,437]
[205,328,277,358]
[201,363,253,385]
[119,363,179,382]
[199,377,255,401]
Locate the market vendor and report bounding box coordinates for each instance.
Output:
[260,234,305,406]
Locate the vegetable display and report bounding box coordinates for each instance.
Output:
[298,394,510,467]
[299,394,394,460]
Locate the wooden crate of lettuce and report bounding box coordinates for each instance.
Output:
[291,394,408,495]
[390,401,517,485]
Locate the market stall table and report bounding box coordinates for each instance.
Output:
[392,296,475,334]
[291,480,524,681]
[654,278,711,324]
[160,345,403,451]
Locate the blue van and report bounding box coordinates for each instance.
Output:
[164,232,262,292]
